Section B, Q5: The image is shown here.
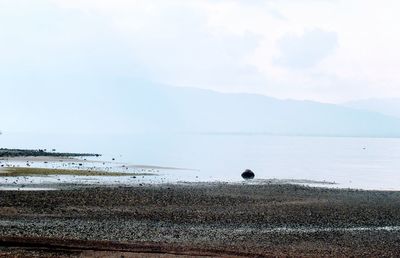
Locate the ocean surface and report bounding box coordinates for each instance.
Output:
[1,133,400,190]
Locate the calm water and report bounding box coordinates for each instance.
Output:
[1,133,400,190]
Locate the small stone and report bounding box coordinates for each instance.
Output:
[241,169,255,180]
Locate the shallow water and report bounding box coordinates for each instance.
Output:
[1,133,400,190]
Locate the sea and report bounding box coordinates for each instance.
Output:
[1,132,400,190]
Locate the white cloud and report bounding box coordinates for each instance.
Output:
[2,0,400,102]
[48,0,266,92]
[274,29,338,69]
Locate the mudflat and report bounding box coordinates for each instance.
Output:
[1,183,400,257]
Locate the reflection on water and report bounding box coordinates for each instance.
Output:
[1,133,400,190]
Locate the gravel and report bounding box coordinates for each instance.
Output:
[1,183,400,256]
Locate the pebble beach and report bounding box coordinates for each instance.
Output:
[1,183,400,257]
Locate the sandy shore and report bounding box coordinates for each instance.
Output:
[1,183,400,257]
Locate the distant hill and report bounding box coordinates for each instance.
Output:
[147,86,400,137]
[344,98,400,119]
[104,82,400,137]
[2,80,400,137]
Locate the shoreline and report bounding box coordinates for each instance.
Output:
[0,148,100,158]
[1,183,400,256]
[0,153,397,191]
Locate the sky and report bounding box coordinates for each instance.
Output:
[1,0,400,104]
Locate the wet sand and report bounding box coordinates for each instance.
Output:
[1,183,400,257]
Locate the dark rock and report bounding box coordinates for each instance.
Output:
[241,169,255,180]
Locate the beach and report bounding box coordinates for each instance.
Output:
[3,0,400,256]
[1,183,400,257]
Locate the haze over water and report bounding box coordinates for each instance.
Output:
[2,133,400,191]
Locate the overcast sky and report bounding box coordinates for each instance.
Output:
[1,0,400,103]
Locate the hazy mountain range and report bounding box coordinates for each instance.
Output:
[344,98,400,119]
[2,80,400,137]
[152,86,400,137]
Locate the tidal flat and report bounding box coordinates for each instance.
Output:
[1,183,400,257]
[0,167,153,177]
